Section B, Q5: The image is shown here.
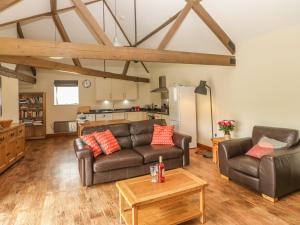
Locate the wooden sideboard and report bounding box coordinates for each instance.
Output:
[0,124,26,174]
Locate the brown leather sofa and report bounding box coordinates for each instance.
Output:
[219,126,300,201]
[74,119,191,186]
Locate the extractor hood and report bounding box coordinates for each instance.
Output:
[151,76,168,93]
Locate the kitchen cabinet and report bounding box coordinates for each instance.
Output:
[161,115,170,124]
[112,113,125,120]
[124,81,138,100]
[0,124,26,174]
[96,78,138,101]
[111,80,125,101]
[96,114,113,121]
[126,112,147,121]
[96,77,112,101]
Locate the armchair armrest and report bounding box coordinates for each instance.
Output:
[73,138,94,186]
[259,146,300,198]
[219,137,253,176]
[173,132,192,166]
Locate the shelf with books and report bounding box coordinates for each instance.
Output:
[19,92,46,140]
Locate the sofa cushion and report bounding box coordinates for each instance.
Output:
[130,119,166,147]
[151,124,175,145]
[228,155,260,178]
[94,130,121,155]
[134,145,183,164]
[82,123,132,149]
[82,134,102,158]
[93,149,143,172]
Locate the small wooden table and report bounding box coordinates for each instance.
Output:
[211,137,225,165]
[116,168,208,225]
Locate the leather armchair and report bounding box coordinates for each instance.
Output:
[219,126,300,201]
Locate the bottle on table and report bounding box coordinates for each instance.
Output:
[158,156,165,183]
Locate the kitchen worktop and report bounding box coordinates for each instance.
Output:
[78,108,169,115]
[78,119,130,136]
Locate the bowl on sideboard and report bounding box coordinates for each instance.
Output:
[0,120,13,129]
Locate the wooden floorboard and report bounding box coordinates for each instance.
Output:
[0,137,299,225]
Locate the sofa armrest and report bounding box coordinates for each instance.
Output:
[74,138,93,159]
[73,138,94,186]
[259,146,300,198]
[219,137,253,176]
[173,132,192,166]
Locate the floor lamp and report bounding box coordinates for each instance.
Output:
[194,80,214,158]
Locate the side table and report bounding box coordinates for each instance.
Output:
[211,137,225,165]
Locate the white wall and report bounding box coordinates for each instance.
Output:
[150,24,300,146]
[19,69,151,134]
[0,75,19,123]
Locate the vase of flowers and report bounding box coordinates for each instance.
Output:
[218,120,235,140]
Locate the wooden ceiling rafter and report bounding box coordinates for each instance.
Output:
[158,1,193,50]
[50,0,81,67]
[0,0,21,12]
[0,38,236,66]
[0,0,236,85]
[133,10,182,47]
[188,0,236,54]
[0,56,149,83]
[0,0,102,28]
[72,0,112,46]
[0,65,36,84]
[103,0,149,75]
[16,22,37,76]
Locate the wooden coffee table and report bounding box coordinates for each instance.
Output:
[116,168,208,225]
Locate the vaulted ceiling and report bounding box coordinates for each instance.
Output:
[0,0,300,77]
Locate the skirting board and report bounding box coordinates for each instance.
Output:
[197,143,212,151]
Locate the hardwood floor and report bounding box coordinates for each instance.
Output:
[0,137,300,225]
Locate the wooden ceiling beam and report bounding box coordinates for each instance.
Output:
[0,65,36,84]
[0,0,101,27]
[134,10,181,47]
[158,2,193,50]
[0,56,150,83]
[0,0,20,12]
[190,0,236,54]
[0,38,236,66]
[103,0,149,75]
[52,14,82,67]
[16,22,37,76]
[72,0,112,46]
[50,0,57,13]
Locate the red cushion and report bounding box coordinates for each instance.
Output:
[93,130,121,155]
[151,124,175,145]
[246,144,274,159]
[82,134,102,158]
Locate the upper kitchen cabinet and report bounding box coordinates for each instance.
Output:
[111,79,125,101]
[124,81,138,100]
[96,77,112,101]
[96,78,138,101]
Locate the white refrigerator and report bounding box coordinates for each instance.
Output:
[169,86,197,148]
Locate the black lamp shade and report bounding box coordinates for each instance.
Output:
[195,80,208,95]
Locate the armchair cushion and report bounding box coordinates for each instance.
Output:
[228,155,260,178]
[252,126,299,148]
[246,136,288,159]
